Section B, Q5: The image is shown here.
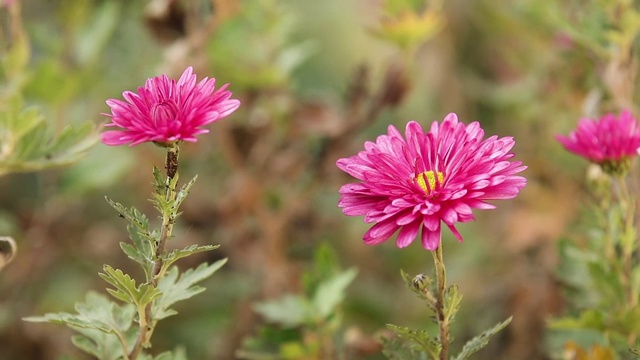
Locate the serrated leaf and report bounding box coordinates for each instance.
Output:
[386,324,440,356]
[104,197,150,230]
[254,294,313,328]
[153,260,227,320]
[312,268,357,318]
[99,265,162,308]
[24,292,135,358]
[173,175,198,211]
[444,285,462,323]
[452,316,512,360]
[381,335,429,360]
[160,244,219,277]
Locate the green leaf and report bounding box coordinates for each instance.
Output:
[153,347,188,360]
[153,260,227,320]
[161,244,220,273]
[24,292,135,359]
[254,295,313,328]
[443,285,462,324]
[385,324,440,358]
[0,95,98,176]
[452,316,512,360]
[105,197,151,230]
[587,261,624,306]
[99,265,162,309]
[312,268,357,318]
[173,175,198,212]
[548,310,606,331]
[380,335,429,360]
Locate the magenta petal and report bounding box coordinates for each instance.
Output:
[101,130,130,146]
[336,112,527,251]
[101,66,240,146]
[363,219,400,245]
[556,109,640,163]
[421,224,441,251]
[397,220,420,248]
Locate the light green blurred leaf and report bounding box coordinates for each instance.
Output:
[24,292,135,359]
[0,95,98,176]
[312,268,357,318]
[254,294,312,328]
[76,1,121,65]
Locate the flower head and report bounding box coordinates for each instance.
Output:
[337,113,527,251]
[556,110,640,174]
[101,66,240,146]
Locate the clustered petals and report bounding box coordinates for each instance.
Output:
[337,113,527,251]
[556,110,640,168]
[101,66,240,146]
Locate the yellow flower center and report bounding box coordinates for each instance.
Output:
[416,170,444,194]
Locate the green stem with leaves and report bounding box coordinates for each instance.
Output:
[432,245,449,360]
[129,143,180,360]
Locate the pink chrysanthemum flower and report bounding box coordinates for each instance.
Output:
[101,66,240,146]
[337,113,527,251]
[556,110,640,174]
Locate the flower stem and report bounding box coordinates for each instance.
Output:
[432,245,449,360]
[151,143,179,284]
[129,143,180,359]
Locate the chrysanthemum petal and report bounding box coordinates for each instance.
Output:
[337,112,526,251]
[101,66,239,146]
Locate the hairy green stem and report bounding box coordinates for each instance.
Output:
[152,143,179,283]
[129,143,180,359]
[432,245,449,360]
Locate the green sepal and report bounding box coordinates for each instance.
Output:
[152,259,227,320]
[452,316,512,360]
[99,265,162,310]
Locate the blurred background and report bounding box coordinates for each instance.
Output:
[0,0,633,359]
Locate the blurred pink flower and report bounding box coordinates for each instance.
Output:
[101,66,240,146]
[556,110,640,167]
[337,113,527,251]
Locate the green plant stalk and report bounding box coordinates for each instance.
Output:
[432,245,449,360]
[128,143,180,359]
